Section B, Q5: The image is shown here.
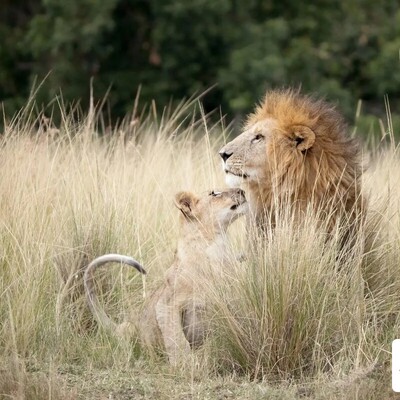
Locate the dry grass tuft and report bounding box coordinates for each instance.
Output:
[0,97,398,398]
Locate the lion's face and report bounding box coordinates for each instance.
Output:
[219,119,278,187]
[219,117,316,188]
[175,188,248,231]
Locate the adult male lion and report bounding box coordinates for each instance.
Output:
[219,89,364,242]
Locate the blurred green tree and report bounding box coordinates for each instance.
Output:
[0,0,40,114]
[25,0,119,110]
[0,0,399,129]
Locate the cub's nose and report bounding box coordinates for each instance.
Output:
[236,188,245,197]
[219,151,233,162]
[235,188,246,201]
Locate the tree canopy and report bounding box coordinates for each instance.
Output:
[1,0,400,126]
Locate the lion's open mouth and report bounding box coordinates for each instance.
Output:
[225,169,249,179]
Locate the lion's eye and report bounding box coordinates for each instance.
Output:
[251,133,264,143]
[209,191,222,197]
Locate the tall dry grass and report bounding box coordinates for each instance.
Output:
[0,97,399,397]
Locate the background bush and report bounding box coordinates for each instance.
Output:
[1,0,400,127]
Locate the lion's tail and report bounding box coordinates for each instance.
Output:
[84,254,147,332]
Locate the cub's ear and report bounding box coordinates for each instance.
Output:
[174,191,199,219]
[291,125,315,152]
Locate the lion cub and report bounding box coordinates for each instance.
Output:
[84,188,247,365]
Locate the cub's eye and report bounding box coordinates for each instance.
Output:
[251,133,264,143]
[209,190,222,197]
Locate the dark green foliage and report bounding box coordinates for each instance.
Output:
[1,0,400,128]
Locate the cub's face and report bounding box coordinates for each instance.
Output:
[175,188,248,231]
[219,119,277,187]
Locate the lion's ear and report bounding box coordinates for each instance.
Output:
[174,191,199,219]
[292,125,315,152]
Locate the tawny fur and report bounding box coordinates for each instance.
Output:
[84,188,247,366]
[220,88,365,241]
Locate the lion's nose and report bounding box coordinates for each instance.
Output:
[219,151,233,162]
